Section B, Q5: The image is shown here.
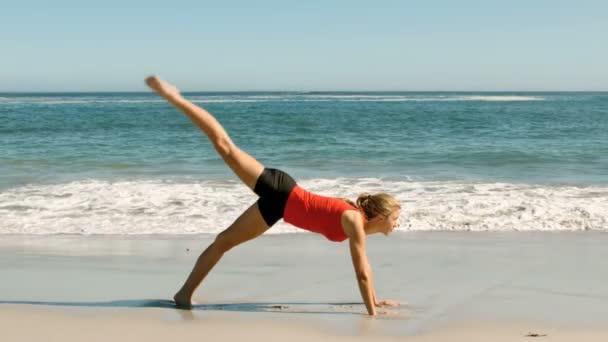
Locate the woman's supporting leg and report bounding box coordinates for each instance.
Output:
[173,202,270,307]
[145,76,272,306]
[145,76,264,190]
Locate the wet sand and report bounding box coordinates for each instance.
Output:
[1,232,607,339]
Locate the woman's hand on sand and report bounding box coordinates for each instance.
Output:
[145,76,182,101]
[375,300,400,307]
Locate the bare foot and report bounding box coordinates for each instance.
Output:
[173,291,193,309]
[145,76,182,101]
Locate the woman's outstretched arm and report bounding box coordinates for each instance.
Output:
[368,265,400,308]
[342,211,376,316]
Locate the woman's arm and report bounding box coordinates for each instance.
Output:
[371,276,378,305]
[368,265,399,307]
[342,211,376,315]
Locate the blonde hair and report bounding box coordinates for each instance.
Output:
[343,193,401,220]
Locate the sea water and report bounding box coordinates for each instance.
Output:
[1,92,607,234]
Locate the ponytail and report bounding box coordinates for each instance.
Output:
[343,193,400,220]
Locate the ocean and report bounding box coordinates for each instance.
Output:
[1,92,607,234]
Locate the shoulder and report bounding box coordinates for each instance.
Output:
[341,209,365,239]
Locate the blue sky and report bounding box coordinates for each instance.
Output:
[2,0,607,91]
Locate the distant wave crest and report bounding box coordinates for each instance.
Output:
[0,94,545,105]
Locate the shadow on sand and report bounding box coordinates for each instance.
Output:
[0,299,366,315]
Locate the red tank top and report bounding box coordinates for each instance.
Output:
[283,185,366,242]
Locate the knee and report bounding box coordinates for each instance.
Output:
[213,231,237,252]
[213,135,233,156]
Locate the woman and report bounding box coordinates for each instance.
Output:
[145,76,401,316]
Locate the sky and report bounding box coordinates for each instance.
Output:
[1,0,607,91]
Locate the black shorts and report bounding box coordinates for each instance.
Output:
[254,168,297,226]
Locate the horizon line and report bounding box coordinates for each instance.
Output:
[1,89,607,94]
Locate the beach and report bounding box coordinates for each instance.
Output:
[2,92,607,340]
[2,232,607,340]
[3,0,608,339]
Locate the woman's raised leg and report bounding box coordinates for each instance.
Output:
[145,76,264,190]
[173,202,271,307]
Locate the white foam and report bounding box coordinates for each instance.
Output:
[339,96,544,102]
[0,178,606,235]
[453,95,544,101]
[304,95,405,99]
[191,99,265,103]
[0,94,545,105]
[0,98,166,105]
[304,95,544,102]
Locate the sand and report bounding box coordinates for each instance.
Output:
[1,232,607,340]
